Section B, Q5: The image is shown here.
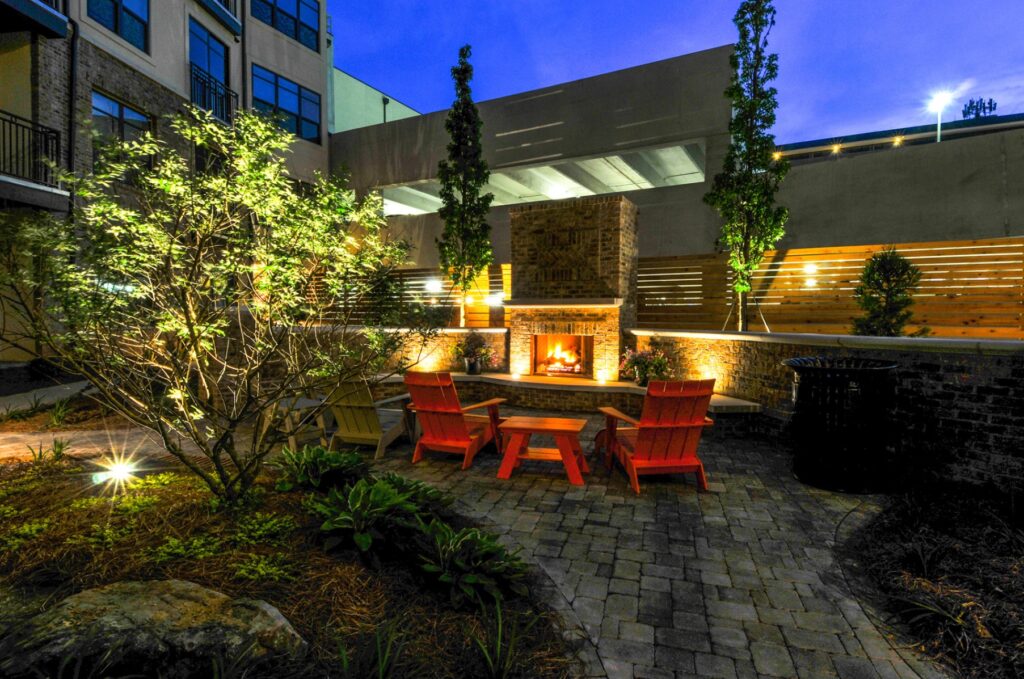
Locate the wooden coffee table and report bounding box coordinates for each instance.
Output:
[497,416,591,486]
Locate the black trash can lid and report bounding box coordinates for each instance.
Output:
[782,356,898,372]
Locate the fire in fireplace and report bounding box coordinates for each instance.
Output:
[533,334,594,377]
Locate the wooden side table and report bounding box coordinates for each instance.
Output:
[497,416,591,486]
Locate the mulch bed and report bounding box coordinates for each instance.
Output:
[842,484,1024,679]
[0,396,135,433]
[0,458,576,678]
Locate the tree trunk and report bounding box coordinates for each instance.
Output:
[736,290,749,332]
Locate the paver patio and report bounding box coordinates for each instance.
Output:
[377,407,951,679]
[0,401,953,679]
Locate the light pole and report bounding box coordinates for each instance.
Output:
[928,91,955,143]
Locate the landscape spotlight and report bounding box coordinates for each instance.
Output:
[927,91,955,142]
[92,454,139,492]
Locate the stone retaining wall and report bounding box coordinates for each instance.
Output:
[633,330,1024,488]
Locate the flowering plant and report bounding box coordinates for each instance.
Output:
[619,348,671,386]
[453,331,497,371]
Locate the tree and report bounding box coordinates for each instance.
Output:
[962,98,998,119]
[0,108,432,501]
[704,0,789,331]
[852,247,927,337]
[436,44,494,321]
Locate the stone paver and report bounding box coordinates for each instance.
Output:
[373,406,951,679]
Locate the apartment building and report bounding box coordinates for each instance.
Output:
[0,0,332,213]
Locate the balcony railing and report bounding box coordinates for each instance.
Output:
[0,110,61,188]
[190,64,239,123]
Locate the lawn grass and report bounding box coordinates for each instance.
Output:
[843,484,1023,679]
[0,457,576,678]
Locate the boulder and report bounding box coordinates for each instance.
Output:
[0,579,307,678]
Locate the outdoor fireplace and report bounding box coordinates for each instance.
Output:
[532,334,593,377]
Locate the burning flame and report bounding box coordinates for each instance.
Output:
[544,342,580,373]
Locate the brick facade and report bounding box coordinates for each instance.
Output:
[401,330,508,374]
[635,331,1024,488]
[507,196,639,381]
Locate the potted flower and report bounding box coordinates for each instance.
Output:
[453,331,495,375]
[619,348,671,387]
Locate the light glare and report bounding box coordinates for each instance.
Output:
[927,90,955,114]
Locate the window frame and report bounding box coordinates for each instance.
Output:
[90,90,152,171]
[189,16,229,86]
[87,0,150,53]
[250,0,319,52]
[251,64,321,144]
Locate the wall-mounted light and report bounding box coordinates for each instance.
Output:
[425,279,443,294]
[772,151,782,161]
[831,144,842,155]
[596,369,609,384]
[464,295,475,306]
[485,294,504,307]
[893,136,904,147]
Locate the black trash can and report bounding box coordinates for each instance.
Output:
[782,356,898,493]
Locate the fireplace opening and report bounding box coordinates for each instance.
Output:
[532,334,594,378]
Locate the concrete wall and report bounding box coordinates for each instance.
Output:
[330,46,735,267]
[329,68,418,134]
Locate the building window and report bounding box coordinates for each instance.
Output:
[251,0,319,51]
[91,91,150,167]
[252,65,320,143]
[87,0,149,52]
[189,18,228,86]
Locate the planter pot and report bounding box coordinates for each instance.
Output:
[464,357,482,375]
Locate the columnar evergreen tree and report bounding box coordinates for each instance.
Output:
[704,0,789,331]
[436,44,494,320]
[0,109,429,501]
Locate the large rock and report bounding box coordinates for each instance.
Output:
[0,579,307,677]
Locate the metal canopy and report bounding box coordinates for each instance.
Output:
[381,141,705,216]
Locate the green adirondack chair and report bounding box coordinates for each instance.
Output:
[326,382,412,459]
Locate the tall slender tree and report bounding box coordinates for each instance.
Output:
[704,0,789,331]
[437,45,494,323]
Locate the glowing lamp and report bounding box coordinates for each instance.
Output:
[511,372,521,380]
[485,294,504,307]
[596,369,609,384]
[831,144,841,155]
[91,455,139,491]
[464,295,475,306]
[772,151,782,161]
[928,90,955,142]
[425,279,443,294]
[893,136,904,147]
[803,263,818,275]
[806,278,818,288]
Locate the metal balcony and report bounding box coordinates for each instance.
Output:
[190,64,239,123]
[0,110,60,188]
[0,0,68,37]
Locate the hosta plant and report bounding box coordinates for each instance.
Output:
[418,519,529,607]
[377,472,454,519]
[310,479,419,553]
[271,446,369,492]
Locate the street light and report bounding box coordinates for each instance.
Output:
[928,91,955,143]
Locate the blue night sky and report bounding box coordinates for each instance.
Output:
[325,0,1024,144]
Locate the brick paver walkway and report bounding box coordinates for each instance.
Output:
[377,407,950,679]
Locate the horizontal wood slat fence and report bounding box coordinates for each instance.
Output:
[315,238,1023,339]
[637,237,1024,338]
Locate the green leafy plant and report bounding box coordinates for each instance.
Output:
[703,0,789,331]
[852,247,928,337]
[66,523,132,550]
[0,504,19,521]
[48,398,71,428]
[469,601,540,679]
[271,446,370,492]
[234,512,298,546]
[151,535,222,563]
[377,472,454,519]
[0,107,435,502]
[336,616,407,679]
[128,472,187,489]
[453,331,497,370]
[233,553,295,582]
[1,518,49,550]
[619,348,671,387]
[418,519,529,607]
[25,439,69,465]
[436,45,495,305]
[112,494,158,515]
[311,479,419,553]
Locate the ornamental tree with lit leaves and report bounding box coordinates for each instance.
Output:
[436,45,494,319]
[0,108,430,501]
[704,0,790,331]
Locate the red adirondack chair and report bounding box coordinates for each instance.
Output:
[594,379,716,494]
[404,372,506,470]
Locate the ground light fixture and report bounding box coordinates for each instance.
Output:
[928,90,955,142]
[91,453,139,492]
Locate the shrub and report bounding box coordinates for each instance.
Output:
[233,553,295,582]
[418,519,529,607]
[113,494,159,515]
[310,480,419,553]
[234,512,298,546]
[271,446,370,492]
[150,535,222,563]
[852,247,928,337]
[1,518,50,550]
[619,348,671,386]
[377,472,454,518]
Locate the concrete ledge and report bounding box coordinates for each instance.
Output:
[380,372,761,414]
[630,329,1024,356]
